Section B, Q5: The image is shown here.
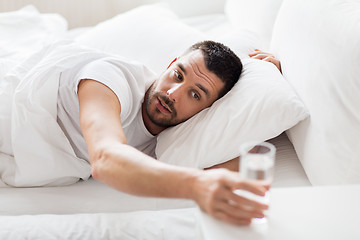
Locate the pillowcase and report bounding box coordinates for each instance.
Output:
[156,59,309,168]
[225,0,284,51]
[271,0,360,185]
[75,3,308,169]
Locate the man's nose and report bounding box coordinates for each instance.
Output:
[166,84,182,102]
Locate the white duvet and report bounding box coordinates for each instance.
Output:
[0,41,112,187]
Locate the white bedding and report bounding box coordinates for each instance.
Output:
[0,208,198,240]
[0,133,309,239]
[0,4,310,240]
[0,41,110,187]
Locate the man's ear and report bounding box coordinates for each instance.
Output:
[167,57,178,69]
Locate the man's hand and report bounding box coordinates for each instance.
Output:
[192,169,269,225]
[249,49,282,73]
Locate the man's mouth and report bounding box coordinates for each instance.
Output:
[156,97,172,114]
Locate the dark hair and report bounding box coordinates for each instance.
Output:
[186,40,242,99]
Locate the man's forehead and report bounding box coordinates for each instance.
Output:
[176,50,205,72]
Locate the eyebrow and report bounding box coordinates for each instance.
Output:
[177,63,187,75]
[177,62,210,98]
[196,83,209,97]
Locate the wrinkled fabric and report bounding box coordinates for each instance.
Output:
[0,41,109,187]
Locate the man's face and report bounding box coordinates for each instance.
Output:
[144,50,225,131]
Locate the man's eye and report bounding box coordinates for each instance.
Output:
[191,91,200,100]
[174,70,183,81]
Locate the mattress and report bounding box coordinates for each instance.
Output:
[270,133,310,188]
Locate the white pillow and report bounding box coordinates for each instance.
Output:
[156,59,309,168]
[213,29,263,60]
[271,0,360,185]
[75,4,206,75]
[225,0,283,51]
[74,4,308,169]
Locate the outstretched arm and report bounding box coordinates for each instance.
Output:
[78,79,268,225]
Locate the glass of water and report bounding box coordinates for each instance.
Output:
[236,141,276,223]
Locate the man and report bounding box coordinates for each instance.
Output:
[58,40,280,226]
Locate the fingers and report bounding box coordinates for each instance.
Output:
[225,188,268,210]
[216,174,268,225]
[217,199,265,219]
[210,192,266,226]
[248,49,271,58]
[221,172,269,208]
[250,53,275,60]
[195,169,270,226]
[263,56,282,72]
[249,49,282,72]
[212,210,252,226]
[225,171,268,197]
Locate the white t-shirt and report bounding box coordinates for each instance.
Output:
[57,56,158,161]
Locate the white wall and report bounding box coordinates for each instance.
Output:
[166,0,226,17]
[0,0,162,28]
[0,0,227,28]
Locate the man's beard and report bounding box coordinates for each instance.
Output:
[144,85,182,128]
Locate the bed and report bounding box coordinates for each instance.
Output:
[1,0,359,239]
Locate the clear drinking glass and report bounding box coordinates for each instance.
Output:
[235,141,276,223]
